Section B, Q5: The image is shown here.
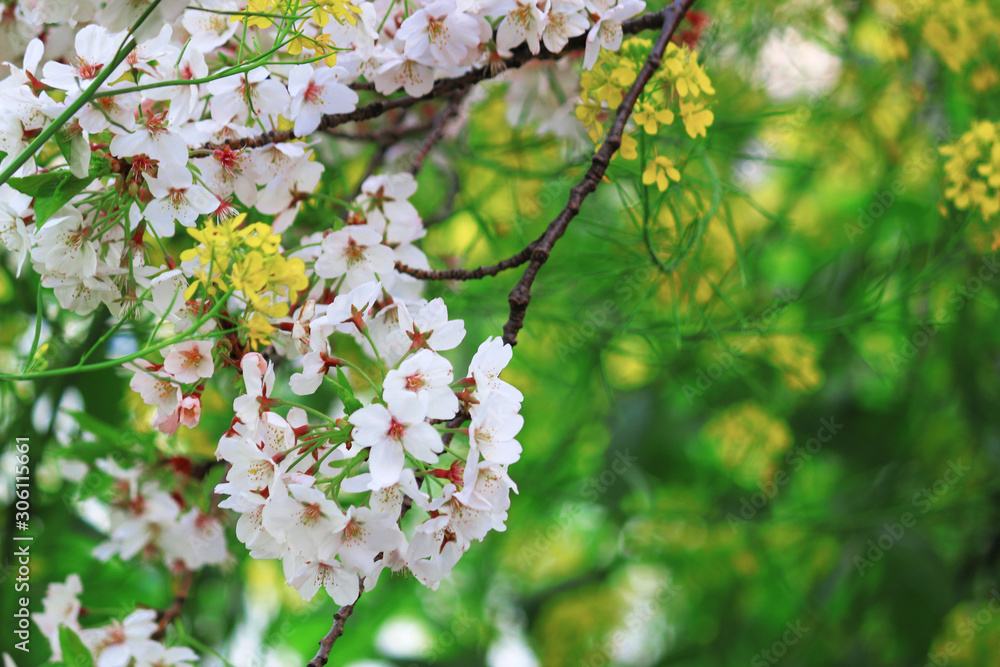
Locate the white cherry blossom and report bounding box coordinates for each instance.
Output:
[287,63,359,137]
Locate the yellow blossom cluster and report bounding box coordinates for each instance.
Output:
[576,38,715,193]
[918,0,1000,76]
[180,214,308,349]
[702,401,792,487]
[940,121,1000,220]
[235,0,361,66]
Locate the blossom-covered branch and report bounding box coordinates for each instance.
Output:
[201,8,677,151]
[503,0,700,346]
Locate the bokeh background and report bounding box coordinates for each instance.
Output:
[4,0,1000,665]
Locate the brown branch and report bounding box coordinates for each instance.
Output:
[394,241,537,281]
[408,88,468,175]
[306,593,360,667]
[201,10,677,152]
[325,120,434,143]
[152,569,194,640]
[501,0,699,347]
[305,496,415,667]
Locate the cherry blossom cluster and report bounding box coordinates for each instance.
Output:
[0,0,663,340]
[215,307,523,601]
[34,574,200,667]
[91,457,229,570]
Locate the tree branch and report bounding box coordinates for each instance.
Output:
[394,241,537,281]
[306,594,360,667]
[500,0,698,347]
[152,569,194,640]
[408,88,468,175]
[201,10,679,152]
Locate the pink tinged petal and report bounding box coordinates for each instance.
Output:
[185,184,219,215]
[496,19,523,54]
[143,200,177,237]
[287,64,313,98]
[254,79,291,115]
[317,83,359,115]
[327,564,362,605]
[583,28,601,69]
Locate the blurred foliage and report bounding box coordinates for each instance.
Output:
[4,0,1000,665]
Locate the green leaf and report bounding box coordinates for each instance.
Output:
[7,171,95,225]
[335,368,364,414]
[59,626,94,667]
[55,127,92,179]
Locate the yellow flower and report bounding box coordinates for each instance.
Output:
[243,222,282,254]
[679,100,714,138]
[230,251,269,296]
[642,155,682,191]
[313,0,362,27]
[285,34,311,57]
[235,0,275,29]
[634,101,675,134]
[244,312,275,351]
[269,256,309,301]
[617,133,638,161]
[940,120,1000,220]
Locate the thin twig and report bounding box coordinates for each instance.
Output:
[501,0,699,346]
[408,88,468,175]
[325,120,434,143]
[305,497,414,667]
[152,569,195,640]
[394,241,537,281]
[306,594,359,667]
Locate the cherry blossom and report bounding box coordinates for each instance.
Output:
[142,166,219,237]
[79,609,159,667]
[162,340,214,383]
[495,0,549,56]
[350,401,443,488]
[315,224,395,288]
[396,0,482,67]
[583,0,646,69]
[287,63,359,137]
[383,349,459,420]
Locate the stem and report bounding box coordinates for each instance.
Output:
[338,360,382,397]
[276,398,335,423]
[22,287,44,373]
[0,290,232,382]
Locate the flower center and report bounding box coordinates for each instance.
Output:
[387,418,406,441]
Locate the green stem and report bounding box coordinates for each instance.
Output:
[276,398,334,423]
[22,286,44,374]
[339,359,382,397]
[0,290,232,382]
